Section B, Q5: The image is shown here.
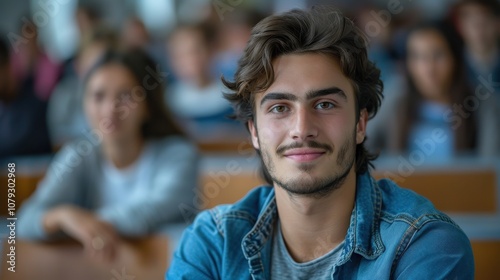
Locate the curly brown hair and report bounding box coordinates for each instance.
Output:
[223,6,384,177]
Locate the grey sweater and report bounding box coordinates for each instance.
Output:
[17,136,199,239]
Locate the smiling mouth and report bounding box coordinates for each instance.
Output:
[283,149,326,163]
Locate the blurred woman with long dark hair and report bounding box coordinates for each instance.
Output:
[18,48,199,261]
[369,21,499,158]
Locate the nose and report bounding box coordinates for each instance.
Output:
[288,107,318,141]
[421,57,437,77]
[101,97,120,119]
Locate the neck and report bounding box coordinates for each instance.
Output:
[275,167,357,263]
[429,92,451,105]
[194,74,213,88]
[102,136,145,169]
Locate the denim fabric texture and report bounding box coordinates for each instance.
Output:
[167,172,474,279]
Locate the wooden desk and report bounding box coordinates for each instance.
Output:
[0,155,52,216]
[0,175,44,216]
[372,169,497,213]
[0,236,168,280]
[472,240,500,280]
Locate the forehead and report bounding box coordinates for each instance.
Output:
[459,3,494,17]
[87,63,138,87]
[169,28,204,47]
[256,53,355,102]
[407,30,448,51]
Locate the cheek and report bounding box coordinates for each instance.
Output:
[126,104,148,126]
[257,118,290,146]
[486,25,498,38]
[439,59,454,81]
[325,116,353,141]
[463,23,477,36]
[408,60,424,80]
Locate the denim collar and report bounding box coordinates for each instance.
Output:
[241,172,385,268]
[337,173,385,265]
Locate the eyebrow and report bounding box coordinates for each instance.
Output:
[306,87,347,101]
[259,93,297,107]
[260,87,347,107]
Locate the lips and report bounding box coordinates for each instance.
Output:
[283,148,326,162]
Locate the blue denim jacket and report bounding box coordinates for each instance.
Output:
[167,172,474,279]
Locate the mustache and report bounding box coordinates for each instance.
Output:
[276,141,333,156]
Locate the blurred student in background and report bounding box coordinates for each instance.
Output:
[165,23,239,140]
[0,36,52,157]
[60,3,102,80]
[9,20,61,102]
[211,9,262,81]
[454,0,500,141]
[47,26,118,147]
[121,17,150,50]
[121,17,171,84]
[18,49,199,262]
[455,0,500,98]
[357,5,407,155]
[368,21,499,158]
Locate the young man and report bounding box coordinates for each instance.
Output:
[167,7,474,279]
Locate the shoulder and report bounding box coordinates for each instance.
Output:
[168,186,274,280]
[376,177,469,240]
[44,139,101,181]
[51,139,101,167]
[376,178,456,228]
[193,186,274,236]
[372,177,474,278]
[393,216,474,279]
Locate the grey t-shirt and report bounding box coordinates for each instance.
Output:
[271,222,344,279]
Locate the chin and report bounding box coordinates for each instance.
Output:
[103,132,127,142]
[274,162,353,196]
[291,160,332,174]
[277,170,319,186]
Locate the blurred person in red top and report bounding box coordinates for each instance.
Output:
[9,19,61,101]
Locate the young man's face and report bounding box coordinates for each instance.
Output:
[249,53,367,196]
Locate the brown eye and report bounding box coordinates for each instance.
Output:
[315,102,334,110]
[93,91,105,103]
[270,105,288,113]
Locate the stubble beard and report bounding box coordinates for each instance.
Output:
[259,128,356,199]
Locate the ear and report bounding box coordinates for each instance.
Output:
[248,119,260,150]
[356,109,368,144]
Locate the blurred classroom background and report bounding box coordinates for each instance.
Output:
[0,0,499,279]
